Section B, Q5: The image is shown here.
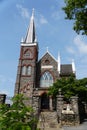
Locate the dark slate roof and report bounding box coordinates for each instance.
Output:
[60,64,73,76]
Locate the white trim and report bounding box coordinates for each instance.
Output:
[21,43,37,46]
[39,51,57,62]
[41,65,53,69]
[72,59,76,73]
[32,8,35,20]
[21,37,24,43]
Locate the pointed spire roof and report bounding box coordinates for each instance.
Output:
[72,59,76,73]
[25,8,36,44]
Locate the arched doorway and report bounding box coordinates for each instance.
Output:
[41,93,49,110]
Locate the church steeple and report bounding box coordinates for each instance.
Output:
[72,59,76,73]
[24,8,37,44]
[15,9,38,96]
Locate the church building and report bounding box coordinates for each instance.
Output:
[14,10,76,112]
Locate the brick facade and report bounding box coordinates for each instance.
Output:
[14,10,79,126]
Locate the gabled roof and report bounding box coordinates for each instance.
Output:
[39,51,57,63]
[60,64,73,76]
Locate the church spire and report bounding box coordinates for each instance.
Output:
[25,8,37,44]
[72,59,76,73]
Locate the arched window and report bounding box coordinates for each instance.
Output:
[40,71,53,87]
[27,66,31,75]
[24,49,33,59]
[22,66,26,75]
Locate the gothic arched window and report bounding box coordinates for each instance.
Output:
[40,71,53,87]
[22,66,26,75]
[27,66,31,75]
[24,49,33,59]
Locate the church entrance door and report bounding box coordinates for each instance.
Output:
[41,93,49,110]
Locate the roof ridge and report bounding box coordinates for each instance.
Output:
[39,51,57,62]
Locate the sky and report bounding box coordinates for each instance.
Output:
[0,0,87,97]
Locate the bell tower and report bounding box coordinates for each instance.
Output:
[14,9,38,98]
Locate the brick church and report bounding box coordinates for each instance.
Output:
[14,10,76,112]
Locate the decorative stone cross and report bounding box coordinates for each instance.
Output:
[66,104,70,111]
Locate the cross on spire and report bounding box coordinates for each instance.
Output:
[24,8,36,43]
[32,8,35,18]
[46,47,49,52]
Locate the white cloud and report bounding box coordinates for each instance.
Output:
[0,75,14,96]
[0,90,9,95]
[39,15,48,24]
[16,4,30,19]
[35,14,48,27]
[67,35,87,55]
[16,6,48,25]
[81,56,87,64]
[51,11,61,20]
[66,46,75,54]
[74,35,87,54]
[0,75,14,84]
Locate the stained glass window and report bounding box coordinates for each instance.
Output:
[22,66,26,75]
[27,66,31,75]
[40,71,53,87]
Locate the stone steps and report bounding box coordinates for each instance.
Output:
[45,128,63,130]
[37,111,63,130]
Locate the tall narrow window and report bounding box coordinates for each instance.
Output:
[22,66,26,75]
[40,71,53,87]
[27,66,31,75]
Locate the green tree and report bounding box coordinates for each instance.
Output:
[63,0,87,35]
[0,94,37,130]
[48,76,87,102]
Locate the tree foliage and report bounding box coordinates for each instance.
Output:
[63,0,87,35]
[48,76,87,102]
[0,94,37,130]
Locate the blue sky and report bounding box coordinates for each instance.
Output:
[0,0,87,97]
